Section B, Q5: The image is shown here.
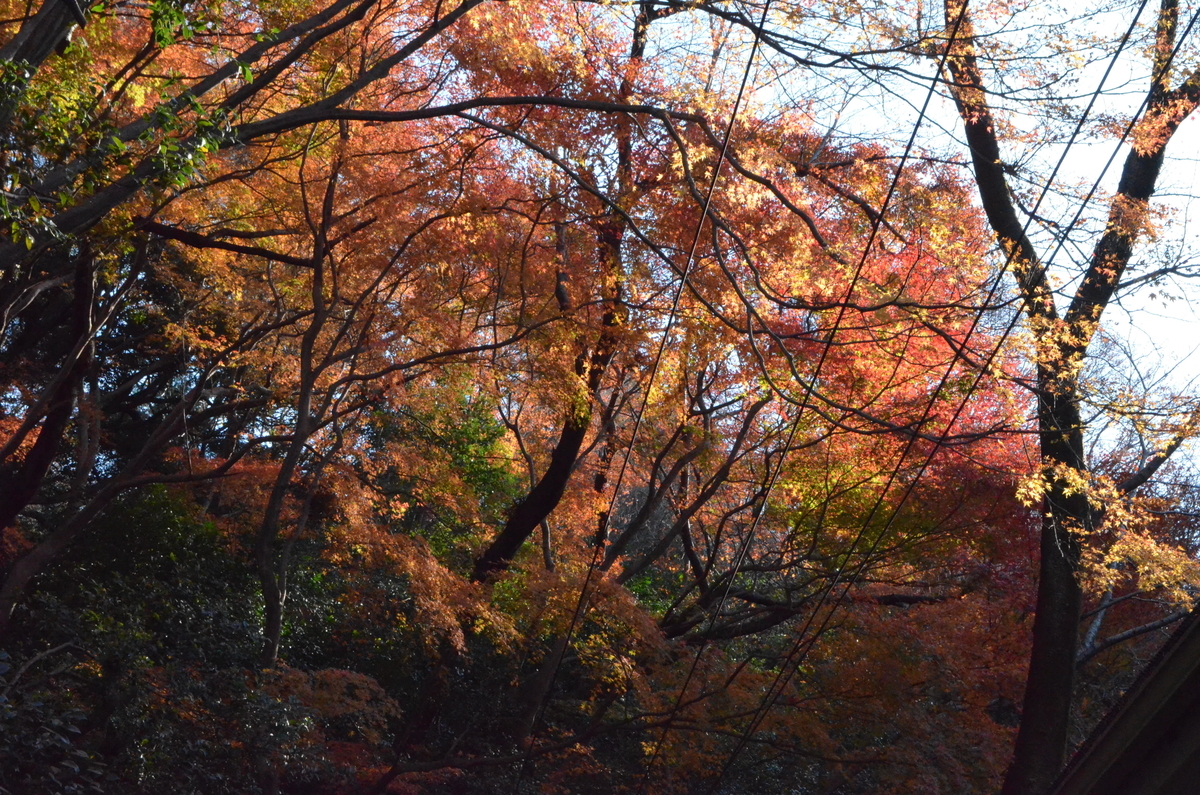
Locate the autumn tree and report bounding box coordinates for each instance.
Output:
[929,1,1200,791]
[4,0,1200,792]
[645,0,1200,789]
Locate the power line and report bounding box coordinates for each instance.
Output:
[703,1,1182,789]
[512,0,777,783]
[634,0,983,785]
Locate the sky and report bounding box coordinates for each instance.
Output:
[634,0,1200,483]
[728,0,1200,460]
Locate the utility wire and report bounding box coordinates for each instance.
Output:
[704,2,1180,789]
[634,0,981,785]
[513,0,776,783]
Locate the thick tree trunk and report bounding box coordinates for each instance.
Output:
[0,253,93,532]
[1002,389,1088,795]
[0,0,82,79]
[942,1,1200,789]
[0,391,194,634]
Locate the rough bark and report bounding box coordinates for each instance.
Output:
[0,0,82,83]
[943,1,1200,791]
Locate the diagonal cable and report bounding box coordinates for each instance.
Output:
[704,2,1179,788]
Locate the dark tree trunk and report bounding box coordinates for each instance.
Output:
[942,1,1200,790]
[472,415,591,582]
[1002,387,1089,795]
[0,252,93,536]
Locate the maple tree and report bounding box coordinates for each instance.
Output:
[0,0,1199,793]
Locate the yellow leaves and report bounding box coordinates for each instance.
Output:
[576,628,637,691]
[1132,94,1200,157]
[124,80,151,111]
[1104,192,1149,241]
[1084,529,1200,606]
[1019,460,1200,605]
[1022,462,1122,515]
[1015,470,1047,508]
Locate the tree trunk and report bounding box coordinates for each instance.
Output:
[0,252,93,533]
[472,413,591,581]
[942,1,1200,788]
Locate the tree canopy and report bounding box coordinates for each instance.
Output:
[2,0,1200,793]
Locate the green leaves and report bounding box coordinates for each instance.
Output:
[0,650,107,795]
[149,0,197,49]
[149,104,231,190]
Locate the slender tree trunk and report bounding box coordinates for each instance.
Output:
[472,343,609,581]
[472,5,665,581]
[472,223,624,582]
[256,252,324,667]
[513,632,569,747]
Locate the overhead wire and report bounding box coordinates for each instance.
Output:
[511,0,777,783]
[715,13,1167,787]
[498,0,1192,786]
[632,0,981,786]
[703,1,1190,788]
